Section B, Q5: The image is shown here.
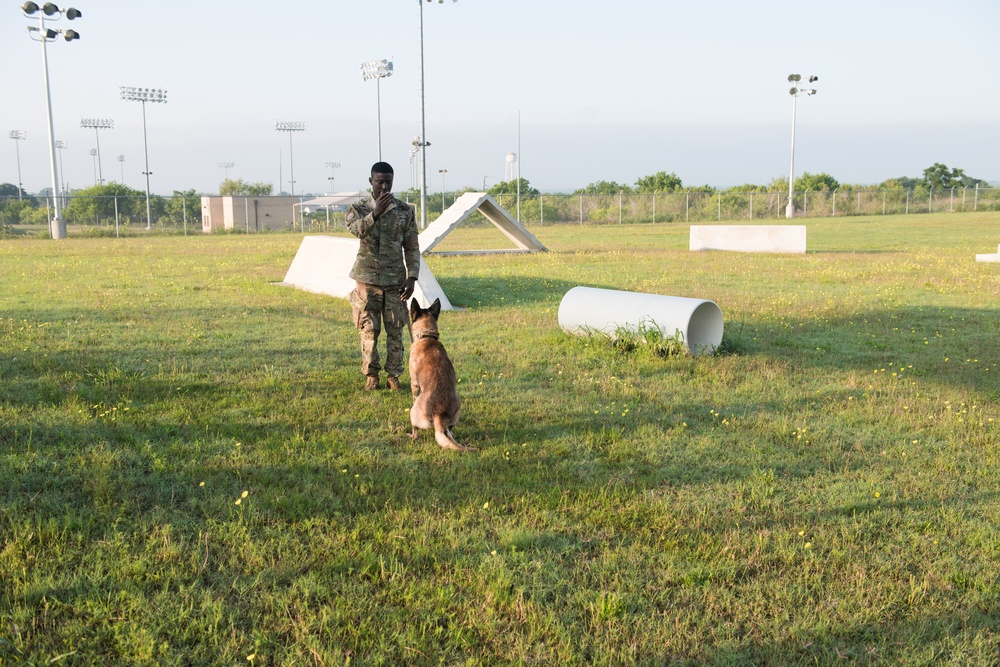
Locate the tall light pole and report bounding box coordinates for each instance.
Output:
[438,168,447,213]
[360,59,393,161]
[80,117,111,185]
[121,86,167,230]
[54,139,66,204]
[325,161,341,194]
[89,148,98,185]
[22,1,82,239]
[275,121,305,195]
[786,74,817,219]
[218,161,234,180]
[417,0,458,230]
[117,154,125,184]
[9,131,26,199]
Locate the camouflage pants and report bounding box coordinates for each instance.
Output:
[350,281,408,377]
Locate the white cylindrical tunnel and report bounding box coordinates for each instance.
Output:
[558,287,724,355]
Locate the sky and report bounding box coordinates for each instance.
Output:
[3,0,999,196]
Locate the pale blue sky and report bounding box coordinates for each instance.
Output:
[3,0,998,195]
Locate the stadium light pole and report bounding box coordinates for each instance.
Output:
[22,1,82,239]
[9,131,27,199]
[786,74,817,219]
[438,168,447,212]
[275,121,305,195]
[325,161,341,194]
[117,154,125,184]
[218,161,234,180]
[417,0,458,230]
[89,148,98,185]
[54,138,66,204]
[121,86,167,230]
[80,117,112,185]
[360,59,393,161]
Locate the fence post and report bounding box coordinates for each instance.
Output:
[652,193,656,223]
[718,193,721,221]
[975,184,979,211]
[857,191,860,215]
[804,191,808,217]
[950,187,955,212]
[749,192,753,220]
[579,195,583,224]
[540,195,544,226]
[245,197,250,233]
[686,192,689,223]
[618,192,622,224]
[929,188,933,213]
[905,189,910,214]
[962,187,967,211]
[114,195,120,238]
[882,190,886,215]
[832,189,837,216]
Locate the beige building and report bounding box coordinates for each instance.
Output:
[200,196,303,233]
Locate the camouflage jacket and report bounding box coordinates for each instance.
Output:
[346,195,420,286]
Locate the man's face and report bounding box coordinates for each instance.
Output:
[370,172,393,198]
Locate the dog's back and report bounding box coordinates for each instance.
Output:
[408,298,475,451]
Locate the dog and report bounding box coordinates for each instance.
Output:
[407,298,477,452]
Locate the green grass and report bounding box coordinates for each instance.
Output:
[1,214,999,665]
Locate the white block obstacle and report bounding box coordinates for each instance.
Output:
[280,236,454,310]
[279,193,545,311]
[976,244,1000,263]
[690,225,806,253]
[558,287,724,355]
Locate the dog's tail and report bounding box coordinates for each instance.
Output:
[433,415,478,452]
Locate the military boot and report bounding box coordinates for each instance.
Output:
[364,375,380,391]
[386,376,401,391]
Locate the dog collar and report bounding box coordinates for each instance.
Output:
[413,330,439,341]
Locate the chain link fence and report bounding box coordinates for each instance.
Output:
[2,186,998,234]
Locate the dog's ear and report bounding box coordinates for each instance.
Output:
[429,298,441,319]
[409,298,422,321]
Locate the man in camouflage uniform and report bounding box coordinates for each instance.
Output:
[347,162,420,391]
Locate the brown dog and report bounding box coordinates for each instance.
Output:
[408,298,476,452]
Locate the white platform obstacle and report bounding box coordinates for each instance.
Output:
[280,193,546,310]
[690,225,806,253]
[558,287,724,356]
[976,244,1000,263]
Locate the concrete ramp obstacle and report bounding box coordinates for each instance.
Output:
[420,192,547,255]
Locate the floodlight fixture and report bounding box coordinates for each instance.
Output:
[218,161,234,179]
[785,73,819,219]
[121,85,168,229]
[275,121,306,195]
[22,2,82,239]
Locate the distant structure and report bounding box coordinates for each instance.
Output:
[504,152,517,182]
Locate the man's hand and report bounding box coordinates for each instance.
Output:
[400,277,417,302]
[372,191,394,220]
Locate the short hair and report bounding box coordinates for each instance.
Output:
[371,162,394,175]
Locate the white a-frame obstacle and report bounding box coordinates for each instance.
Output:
[280,192,546,310]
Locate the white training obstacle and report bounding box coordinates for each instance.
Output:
[280,236,453,310]
[976,244,1000,263]
[558,287,724,355]
[690,225,806,253]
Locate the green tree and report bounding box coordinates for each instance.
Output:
[726,183,766,193]
[881,176,923,190]
[574,180,633,195]
[166,189,201,224]
[921,163,984,189]
[219,179,273,196]
[487,178,539,197]
[796,172,840,192]
[633,171,683,193]
[63,183,147,225]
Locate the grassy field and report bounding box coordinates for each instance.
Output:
[1,214,998,665]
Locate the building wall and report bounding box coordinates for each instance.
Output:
[200,196,303,233]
